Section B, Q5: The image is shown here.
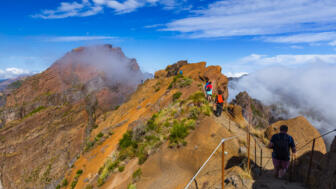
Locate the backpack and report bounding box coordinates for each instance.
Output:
[274,134,290,160]
[206,84,212,91]
[217,95,224,103]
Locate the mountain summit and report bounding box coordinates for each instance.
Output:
[0,45,147,188]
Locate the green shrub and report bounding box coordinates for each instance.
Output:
[169,121,188,144]
[95,132,104,141]
[136,145,148,165]
[189,107,200,120]
[132,168,142,180]
[61,178,68,186]
[107,160,119,171]
[84,141,95,152]
[56,185,61,189]
[172,92,182,102]
[97,159,120,186]
[118,165,125,172]
[201,104,212,116]
[70,169,83,189]
[168,83,173,89]
[184,119,196,130]
[114,105,120,110]
[119,131,136,149]
[188,92,207,106]
[179,77,192,87]
[146,114,158,130]
[128,184,137,189]
[76,169,83,175]
[97,132,104,138]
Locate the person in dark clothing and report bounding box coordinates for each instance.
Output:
[214,90,224,117]
[268,125,296,178]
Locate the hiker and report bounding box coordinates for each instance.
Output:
[267,125,296,179]
[179,70,183,75]
[204,79,210,92]
[205,81,213,101]
[214,90,224,117]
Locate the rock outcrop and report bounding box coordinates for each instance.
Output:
[231,91,285,129]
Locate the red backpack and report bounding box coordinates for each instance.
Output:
[217,95,224,103]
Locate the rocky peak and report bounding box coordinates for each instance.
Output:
[0,45,146,189]
[231,91,284,129]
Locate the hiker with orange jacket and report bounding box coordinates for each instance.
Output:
[214,89,224,117]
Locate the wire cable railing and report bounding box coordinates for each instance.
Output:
[185,99,336,188]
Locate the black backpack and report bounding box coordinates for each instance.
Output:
[274,134,290,160]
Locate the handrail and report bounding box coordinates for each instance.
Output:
[296,129,336,152]
[184,136,237,189]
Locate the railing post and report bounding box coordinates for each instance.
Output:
[306,138,316,184]
[222,141,225,189]
[260,149,262,176]
[247,132,251,170]
[194,179,198,189]
[254,138,257,168]
[289,153,294,182]
[229,119,231,131]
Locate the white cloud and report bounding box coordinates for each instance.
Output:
[165,0,336,38]
[229,64,336,144]
[329,40,336,46]
[222,53,336,74]
[225,72,248,78]
[34,0,183,18]
[46,36,117,42]
[262,32,336,45]
[33,0,103,19]
[290,45,304,49]
[0,68,31,79]
[239,54,336,66]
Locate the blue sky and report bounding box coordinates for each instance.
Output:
[1,0,336,79]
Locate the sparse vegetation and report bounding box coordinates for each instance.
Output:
[172,91,182,102]
[169,121,188,146]
[128,184,137,189]
[132,168,142,181]
[70,169,83,189]
[251,103,262,117]
[168,75,192,89]
[85,184,94,189]
[118,165,125,172]
[96,90,210,186]
[61,178,68,187]
[25,106,46,118]
[7,80,22,89]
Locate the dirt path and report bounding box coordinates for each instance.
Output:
[213,113,274,170]
[213,112,307,189]
[252,171,307,189]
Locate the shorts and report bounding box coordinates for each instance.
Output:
[206,91,212,96]
[272,158,290,170]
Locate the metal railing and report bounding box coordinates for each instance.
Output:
[185,102,336,188]
[184,136,237,189]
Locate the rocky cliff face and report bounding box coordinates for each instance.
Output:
[231,91,285,129]
[0,45,145,189]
